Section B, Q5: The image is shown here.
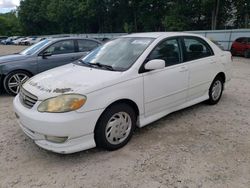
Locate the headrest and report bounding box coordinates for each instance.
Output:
[164,44,175,51]
[189,44,203,52]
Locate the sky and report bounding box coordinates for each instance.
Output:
[0,0,20,13]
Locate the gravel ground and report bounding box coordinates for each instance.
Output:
[0,45,27,55]
[0,45,250,188]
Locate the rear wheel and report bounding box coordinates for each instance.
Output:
[244,49,250,58]
[94,103,136,150]
[3,71,31,95]
[207,76,224,105]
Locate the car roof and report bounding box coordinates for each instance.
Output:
[48,37,102,43]
[122,32,202,39]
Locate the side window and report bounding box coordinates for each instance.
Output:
[45,40,75,55]
[77,40,99,52]
[183,37,213,61]
[148,38,181,67]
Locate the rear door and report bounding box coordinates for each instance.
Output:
[37,39,80,73]
[76,39,100,58]
[181,36,217,101]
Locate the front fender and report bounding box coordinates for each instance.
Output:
[76,76,144,116]
[0,59,37,75]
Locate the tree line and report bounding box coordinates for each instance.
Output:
[0,0,250,36]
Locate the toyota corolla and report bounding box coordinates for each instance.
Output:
[13,32,232,154]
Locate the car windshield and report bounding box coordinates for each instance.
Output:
[77,37,154,71]
[20,39,50,55]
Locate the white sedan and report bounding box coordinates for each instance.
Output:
[13,32,232,154]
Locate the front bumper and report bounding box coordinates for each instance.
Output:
[13,95,104,154]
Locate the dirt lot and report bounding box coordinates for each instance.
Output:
[0,45,250,188]
[0,45,27,55]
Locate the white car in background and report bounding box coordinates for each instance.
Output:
[20,37,36,45]
[13,32,232,154]
[28,37,46,45]
[12,37,26,45]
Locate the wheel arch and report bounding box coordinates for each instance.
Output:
[107,99,140,116]
[94,98,140,132]
[215,72,226,83]
[1,69,34,86]
[4,69,34,77]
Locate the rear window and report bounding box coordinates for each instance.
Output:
[236,38,243,42]
[236,38,247,43]
[77,40,99,52]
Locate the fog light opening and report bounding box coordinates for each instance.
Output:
[45,135,68,143]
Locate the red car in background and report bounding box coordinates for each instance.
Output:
[231,37,250,58]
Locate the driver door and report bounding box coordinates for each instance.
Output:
[37,40,80,73]
[142,38,189,117]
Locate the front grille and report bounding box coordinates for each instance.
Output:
[19,87,38,109]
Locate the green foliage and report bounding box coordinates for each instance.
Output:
[234,0,250,28]
[0,0,248,35]
[0,12,22,36]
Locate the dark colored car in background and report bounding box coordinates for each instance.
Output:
[1,36,20,45]
[0,37,101,95]
[231,37,250,58]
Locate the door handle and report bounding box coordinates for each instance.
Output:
[179,66,188,72]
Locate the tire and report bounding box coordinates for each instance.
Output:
[0,78,4,94]
[244,50,250,58]
[207,76,224,105]
[3,70,31,96]
[230,48,236,56]
[94,103,136,151]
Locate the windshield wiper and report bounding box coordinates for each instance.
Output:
[78,60,94,67]
[94,62,115,71]
[78,60,115,71]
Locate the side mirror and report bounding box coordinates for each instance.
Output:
[144,59,165,70]
[42,51,52,58]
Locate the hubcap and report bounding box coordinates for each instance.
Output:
[211,80,222,101]
[8,73,29,94]
[105,112,132,145]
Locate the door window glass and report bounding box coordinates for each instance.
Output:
[148,39,180,66]
[45,40,75,55]
[78,40,99,52]
[183,37,213,61]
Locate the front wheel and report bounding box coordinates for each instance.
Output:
[3,71,31,95]
[230,48,237,56]
[207,77,224,105]
[94,103,136,151]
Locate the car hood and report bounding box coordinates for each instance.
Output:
[0,54,28,64]
[23,63,124,100]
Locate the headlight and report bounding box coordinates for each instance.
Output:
[38,94,87,113]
